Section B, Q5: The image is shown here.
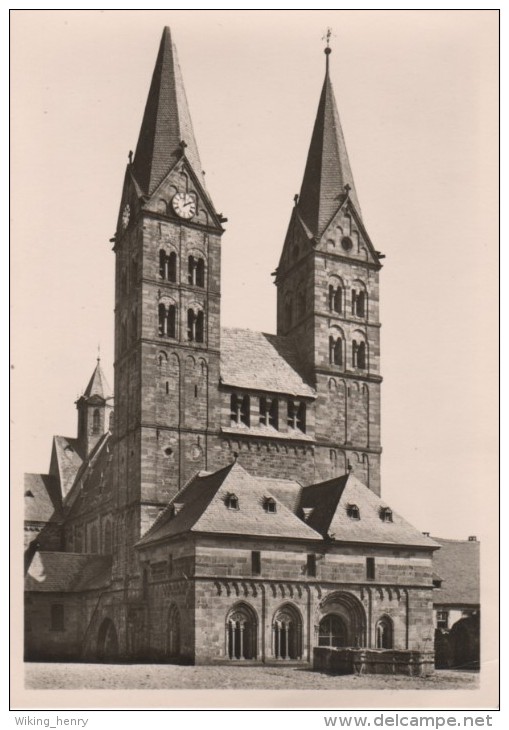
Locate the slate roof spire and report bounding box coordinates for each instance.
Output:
[297,40,361,236]
[83,358,111,400]
[132,27,205,195]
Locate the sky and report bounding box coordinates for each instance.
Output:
[11,9,498,541]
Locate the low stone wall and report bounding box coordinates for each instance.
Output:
[313,648,435,677]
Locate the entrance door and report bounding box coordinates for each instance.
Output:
[318,614,347,648]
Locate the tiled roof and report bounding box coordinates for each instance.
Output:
[431,537,480,606]
[300,474,440,549]
[24,473,61,523]
[137,462,322,546]
[298,58,361,236]
[63,433,113,517]
[51,435,83,497]
[220,327,315,398]
[132,27,205,196]
[25,552,112,592]
[83,359,111,399]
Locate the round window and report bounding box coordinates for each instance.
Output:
[341,236,353,251]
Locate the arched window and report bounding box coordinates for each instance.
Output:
[159,303,176,338]
[329,336,342,366]
[226,604,257,660]
[376,616,393,649]
[352,289,366,318]
[92,409,101,434]
[159,250,177,282]
[188,256,205,287]
[273,605,302,660]
[352,340,367,370]
[187,308,204,343]
[329,284,342,314]
[318,614,347,648]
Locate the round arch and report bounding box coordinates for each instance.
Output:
[272,603,303,660]
[318,591,367,648]
[225,602,258,661]
[375,615,394,649]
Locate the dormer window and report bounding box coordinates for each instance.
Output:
[346,504,360,520]
[225,493,239,510]
[263,497,276,514]
[379,507,393,523]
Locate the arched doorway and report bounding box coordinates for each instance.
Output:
[167,605,181,660]
[375,616,394,649]
[226,603,257,660]
[318,591,367,648]
[272,604,302,660]
[97,618,119,661]
[318,614,348,648]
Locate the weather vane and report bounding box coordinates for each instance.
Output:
[323,27,332,48]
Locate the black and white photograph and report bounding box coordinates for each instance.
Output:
[11,9,498,712]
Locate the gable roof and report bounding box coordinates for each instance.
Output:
[220,327,315,398]
[298,51,361,237]
[137,461,321,546]
[50,435,83,497]
[431,537,480,606]
[25,552,112,593]
[300,474,440,549]
[24,473,62,523]
[132,26,206,196]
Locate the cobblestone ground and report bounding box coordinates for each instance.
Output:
[25,663,478,691]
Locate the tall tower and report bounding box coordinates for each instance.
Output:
[275,42,383,493]
[112,28,225,573]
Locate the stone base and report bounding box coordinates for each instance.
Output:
[313,648,435,677]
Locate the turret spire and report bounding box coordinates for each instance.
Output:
[297,40,361,237]
[132,27,205,195]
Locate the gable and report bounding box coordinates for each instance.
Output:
[318,198,381,267]
[142,155,223,232]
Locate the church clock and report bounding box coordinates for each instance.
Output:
[172,192,196,219]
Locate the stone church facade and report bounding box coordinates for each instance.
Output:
[24,28,439,665]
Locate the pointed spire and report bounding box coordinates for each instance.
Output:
[132,27,205,195]
[297,42,361,237]
[83,359,111,399]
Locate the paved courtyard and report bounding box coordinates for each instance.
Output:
[25,663,478,691]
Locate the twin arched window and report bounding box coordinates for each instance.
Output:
[187,308,204,342]
[352,289,366,318]
[329,335,343,366]
[159,250,177,281]
[329,284,342,314]
[159,303,176,338]
[188,256,205,287]
[352,340,366,369]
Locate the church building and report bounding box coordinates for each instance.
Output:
[24,28,439,666]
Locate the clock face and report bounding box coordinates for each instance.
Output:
[121,204,130,229]
[172,192,196,219]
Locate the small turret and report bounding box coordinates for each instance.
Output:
[75,358,113,458]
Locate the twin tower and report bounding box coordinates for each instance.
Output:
[110,28,383,535]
